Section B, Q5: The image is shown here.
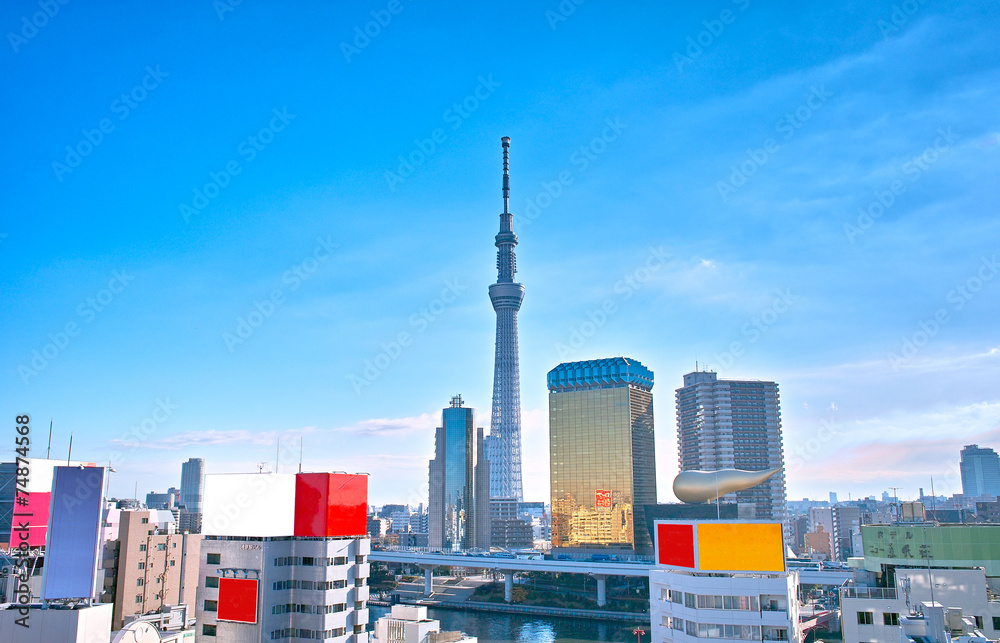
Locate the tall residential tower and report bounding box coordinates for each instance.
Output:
[675,371,786,523]
[487,137,525,502]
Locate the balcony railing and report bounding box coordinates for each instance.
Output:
[841,587,898,600]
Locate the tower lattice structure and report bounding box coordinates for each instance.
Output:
[488,136,525,502]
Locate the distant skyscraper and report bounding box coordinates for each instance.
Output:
[428,396,488,550]
[675,371,787,524]
[960,444,1000,498]
[487,136,525,502]
[180,457,205,533]
[548,357,657,554]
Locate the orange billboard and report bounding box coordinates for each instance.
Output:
[654,520,786,573]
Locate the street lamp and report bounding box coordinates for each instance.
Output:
[633,626,646,643]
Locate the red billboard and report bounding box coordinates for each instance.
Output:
[218,577,258,623]
[293,473,368,538]
[595,489,612,508]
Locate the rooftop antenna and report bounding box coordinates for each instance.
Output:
[298,437,303,473]
[501,136,510,216]
[47,420,53,459]
[67,433,73,465]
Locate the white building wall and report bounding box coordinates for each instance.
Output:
[0,603,112,643]
[649,569,800,643]
[196,537,370,643]
[841,568,1000,643]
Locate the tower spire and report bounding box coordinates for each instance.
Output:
[502,136,510,216]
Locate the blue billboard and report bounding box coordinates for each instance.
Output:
[42,466,105,600]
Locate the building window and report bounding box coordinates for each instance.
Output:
[993,617,1000,631]
[356,555,365,564]
[207,553,221,564]
[202,624,216,636]
[975,616,984,630]
[858,612,874,625]
[205,600,218,612]
[685,592,696,608]
[170,560,175,566]
[334,556,348,565]
[139,544,146,551]
[206,576,219,588]
[302,557,315,566]
[670,590,682,604]
[884,613,900,626]
[135,595,142,604]
[157,544,166,551]
[137,579,144,587]
[138,563,145,570]
[141,518,149,524]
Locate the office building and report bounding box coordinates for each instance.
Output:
[428,396,488,550]
[649,520,799,643]
[675,371,787,524]
[112,509,202,629]
[490,498,533,550]
[146,487,180,509]
[181,458,206,533]
[487,136,525,502]
[195,471,370,642]
[960,444,1000,499]
[831,505,860,560]
[548,357,657,554]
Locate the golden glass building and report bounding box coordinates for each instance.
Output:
[548,357,657,555]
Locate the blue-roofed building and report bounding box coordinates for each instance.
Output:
[547,357,657,555]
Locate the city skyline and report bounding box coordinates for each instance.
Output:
[2,2,999,506]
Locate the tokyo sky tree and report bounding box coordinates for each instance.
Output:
[487,136,524,502]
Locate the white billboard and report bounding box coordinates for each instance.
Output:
[202,473,296,537]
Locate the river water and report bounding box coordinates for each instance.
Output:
[369,605,644,642]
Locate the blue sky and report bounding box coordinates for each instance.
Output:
[2,1,998,506]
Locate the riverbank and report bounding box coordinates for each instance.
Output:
[370,597,650,624]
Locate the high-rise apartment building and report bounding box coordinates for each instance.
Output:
[181,458,206,533]
[548,357,657,554]
[428,396,489,550]
[487,137,525,502]
[196,471,370,642]
[960,444,1000,498]
[675,371,787,524]
[112,509,202,629]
